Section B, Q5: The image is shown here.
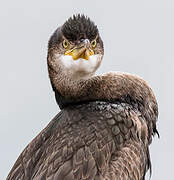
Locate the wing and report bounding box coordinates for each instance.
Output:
[7,101,157,180]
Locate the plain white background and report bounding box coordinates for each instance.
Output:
[1,0,173,179]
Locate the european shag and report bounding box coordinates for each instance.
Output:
[7,14,158,180]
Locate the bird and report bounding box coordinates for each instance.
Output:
[7,14,159,180]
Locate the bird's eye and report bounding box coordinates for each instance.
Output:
[62,40,69,49]
[91,40,97,48]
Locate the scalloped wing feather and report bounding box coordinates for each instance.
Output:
[7,101,157,180]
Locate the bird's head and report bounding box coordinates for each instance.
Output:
[48,14,104,81]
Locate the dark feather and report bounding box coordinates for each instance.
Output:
[62,14,98,41]
[7,101,155,180]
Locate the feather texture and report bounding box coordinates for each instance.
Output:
[62,14,98,41]
[7,101,157,180]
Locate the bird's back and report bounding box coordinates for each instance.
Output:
[7,101,155,180]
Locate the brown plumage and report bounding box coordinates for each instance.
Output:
[7,14,158,180]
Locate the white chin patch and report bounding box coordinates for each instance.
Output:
[59,55,101,79]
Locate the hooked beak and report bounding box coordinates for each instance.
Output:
[64,39,94,60]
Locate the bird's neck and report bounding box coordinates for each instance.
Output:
[48,52,102,99]
[48,54,158,125]
[50,67,100,99]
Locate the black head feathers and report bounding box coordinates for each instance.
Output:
[61,14,98,42]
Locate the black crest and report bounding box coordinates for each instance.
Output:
[61,14,98,41]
